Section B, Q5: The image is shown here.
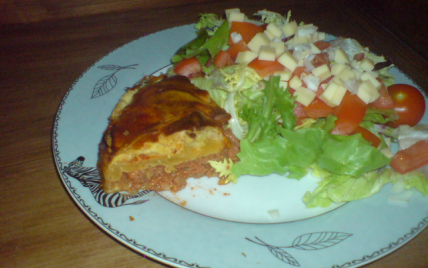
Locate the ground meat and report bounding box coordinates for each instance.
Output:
[122,127,240,193]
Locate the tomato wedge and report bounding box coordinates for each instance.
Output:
[213,50,233,68]
[174,57,203,78]
[303,98,334,118]
[331,92,367,135]
[248,59,285,78]
[226,40,249,60]
[390,140,428,174]
[351,126,381,147]
[228,21,263,45]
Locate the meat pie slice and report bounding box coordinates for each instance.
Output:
[98,75,239,193]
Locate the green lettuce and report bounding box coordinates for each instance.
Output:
[303,166,392,208]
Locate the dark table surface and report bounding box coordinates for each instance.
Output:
[1,1,427,267]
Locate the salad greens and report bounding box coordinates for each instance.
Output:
[170,9,428,208]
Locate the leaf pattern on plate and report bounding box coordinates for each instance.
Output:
[91,64,138,98]
[291,232,353,250]
[247,232,353,267]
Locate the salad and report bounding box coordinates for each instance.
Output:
[168,8,428,208]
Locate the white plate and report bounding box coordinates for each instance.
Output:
[53,24,428,267]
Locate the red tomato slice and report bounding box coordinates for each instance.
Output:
[213,50,233,68]
[390,140,428,174]
[331,92,367,135]
[351,126,381,147]
[387,84,426,128]
[368,79,394,110]
[226,40,249,60]
[228,21,263,45]
[313,41,331,51]
[248,59,285,78]
[303,98,334,118]
[174,57,203,78]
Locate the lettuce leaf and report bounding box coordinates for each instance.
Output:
[303,166,392,208]
[316,133,391,177]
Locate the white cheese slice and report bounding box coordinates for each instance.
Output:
[225,8,241,20]
[289,75,303,90]
[227,12,245,23]
[334,48,350,64]
[235,51,258,64]
[357,80,380,103]
[310,43,321,54]
[258,46,276,61]
[360,72,381,89]
[279,80,288,90]
[274,70,293,81]
[247,33,270,53]
[270,41,286,57]
[331,63,348,76]
[278,51,298,72]
[319,81,347,107]
[311,64,331,82]
[294,86,316,106]
[282,20,298,37]
[266,23,283,39]
[359,58,375,72]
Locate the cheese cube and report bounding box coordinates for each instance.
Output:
[360,72,381,89]
[310,43,321,54]
[292,35,310,46]
[357,80,380,103]
[227,12,245,23]
[319,81,347,107]
[282,20,298,37]
[274,70,293,81]
[318,32,326,40]
[225,8,240,19]
[278,51,298,72]
[279,80,288,90]
[311,64,331,82]
[266,23,283,39]
[334,48,350,64]
[258,46,276,61]
[331,63,348,76]
[294,87,316,106]
[334,68,356,81]
[247,33,270,53]
[359,58,375,72]
[289,75,303,90]
[293,48,311,61]
[270,41,286,57]
[296,24,318,37]
[235,51,258,64]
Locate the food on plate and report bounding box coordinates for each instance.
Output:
[98,75,239,194]
[167,8,428,207]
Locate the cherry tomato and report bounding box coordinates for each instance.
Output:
[387,84,426,128]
